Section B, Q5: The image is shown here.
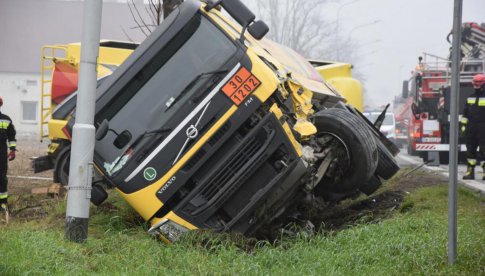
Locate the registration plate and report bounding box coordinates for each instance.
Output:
[221,67,261,105]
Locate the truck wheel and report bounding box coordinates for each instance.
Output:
[312,108,378,194]
[375,139,400,180]
[359,175,382,196]
[439,152,449,165]
[55,147,71,187]
[345,104,400,156]
[407,142,418,156]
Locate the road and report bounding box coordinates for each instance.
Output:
[395,146,485,195]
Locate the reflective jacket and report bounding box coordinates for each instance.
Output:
[462,88,485,125]
[0,112,16,150]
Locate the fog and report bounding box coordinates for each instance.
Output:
[247,0,484,109]
[327,0,484,109]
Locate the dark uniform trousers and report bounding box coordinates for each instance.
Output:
[465,122,485,163]
[0,144,7,195]
[0,112,16,203]
[462,91,485,166]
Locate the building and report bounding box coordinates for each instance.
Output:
[0,0,149,138]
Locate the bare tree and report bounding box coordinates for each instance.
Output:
[254,0,365,65]
[256,0,336,59]
[253,0,368,84]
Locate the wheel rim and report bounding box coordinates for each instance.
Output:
[317,132,351,181]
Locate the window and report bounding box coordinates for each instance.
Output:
[21,101,38,122]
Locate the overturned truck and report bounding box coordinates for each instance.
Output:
[59,0,399,242]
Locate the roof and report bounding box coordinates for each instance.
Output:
[0,0,149,73]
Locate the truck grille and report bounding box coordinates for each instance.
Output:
[199,136,262,201]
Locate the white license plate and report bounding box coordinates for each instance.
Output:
[421,137,441,143]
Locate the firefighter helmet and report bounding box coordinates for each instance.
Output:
[472,74,485,89]
[0,96,3,107]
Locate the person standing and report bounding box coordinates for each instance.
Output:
[461,74,485,180]
[0,96,16,213]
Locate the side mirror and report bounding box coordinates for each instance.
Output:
[204,0,221,11]
[95,119,110,140]
[411,102,420,120]
[402,80,409,98]
[248,21,269,40]
[113,130,132,149]
[221,0,255,27]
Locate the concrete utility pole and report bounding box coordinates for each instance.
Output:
[448,0,463,265]
[65,0,103,243]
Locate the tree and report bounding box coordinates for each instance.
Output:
[254,0,362,64]
[255,0,335,59]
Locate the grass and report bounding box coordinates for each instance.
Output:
[1,182,485,274]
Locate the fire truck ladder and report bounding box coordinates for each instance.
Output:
[40,46,68,142]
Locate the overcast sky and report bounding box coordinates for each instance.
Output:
[318,0,485,109]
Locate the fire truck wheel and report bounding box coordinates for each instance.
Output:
[439,152,449,165]
[55,146,71,187]
[359,175,383,196]
[407,142,418,156]
[375,139,400,180]
[312,108,378,194]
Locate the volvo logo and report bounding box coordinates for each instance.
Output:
[186,125,198,139]
[173,102,211,165]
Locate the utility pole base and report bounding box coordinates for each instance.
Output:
[65,216,89,243]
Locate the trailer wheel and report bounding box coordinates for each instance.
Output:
[312,108,378,194]
[55,146,71,187]
[375,139,400,180]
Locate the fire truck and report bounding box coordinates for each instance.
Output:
[402,22,485,164]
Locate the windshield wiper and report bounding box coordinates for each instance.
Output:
[165,69,228,111]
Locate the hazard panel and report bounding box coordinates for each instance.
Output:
[415,143,467,151]
[221,67,261,105]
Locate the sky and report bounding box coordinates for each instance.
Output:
[318,0,485,109]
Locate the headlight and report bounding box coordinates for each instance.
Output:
[148,219,189,243]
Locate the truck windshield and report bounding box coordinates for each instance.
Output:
[95,14,237,176]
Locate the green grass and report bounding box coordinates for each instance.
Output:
[1,185,485,275]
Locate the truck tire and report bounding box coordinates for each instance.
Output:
[55,146,71,187]
[407,142,418,156]
[312,108,378,194]
[375,139,400,180]
[344,104,400,156]
[359,175,382,196]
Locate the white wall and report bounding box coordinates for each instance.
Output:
[0,72,41,139]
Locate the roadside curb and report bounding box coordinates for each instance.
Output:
[424,166,485,196]
[397,154,485,196]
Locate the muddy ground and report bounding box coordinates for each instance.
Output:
[4,139,449,236]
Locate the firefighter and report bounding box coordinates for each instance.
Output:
[0,96,16,213]
[461,73,485,179]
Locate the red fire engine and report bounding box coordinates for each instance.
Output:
[401,22,485,164]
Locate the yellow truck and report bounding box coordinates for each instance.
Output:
[34,0,398,241]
